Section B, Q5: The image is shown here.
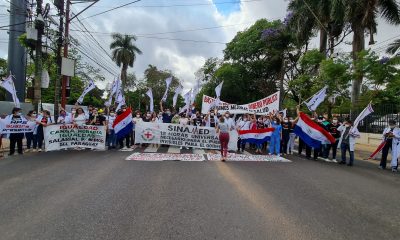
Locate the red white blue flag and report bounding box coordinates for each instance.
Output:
[113,108,133,140]
[294,112,335,148]
[238,128,274,144]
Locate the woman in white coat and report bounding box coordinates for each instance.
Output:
[379,120,400,172]
[337,119,360,166]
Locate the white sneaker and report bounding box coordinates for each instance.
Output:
[122,147,128,150]
[180,146,183,150]
[38,149,42,152]
[24,149,31,153]
[331,159,337,163]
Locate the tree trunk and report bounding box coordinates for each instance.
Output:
[121,64,128,93]
[351,23,365,107]
[319,28,328,56]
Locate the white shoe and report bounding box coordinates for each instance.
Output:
[331,159,337,163]
[24,149,31,153]
[38,149,42,152]
[180,146,183,150]
[122,147,128,150]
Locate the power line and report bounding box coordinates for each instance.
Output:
[79,0,143,21]
[90,0,263,8]
[0,21,27,29]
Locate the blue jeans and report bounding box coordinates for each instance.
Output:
[25,132,38,149]
[341,142,354,165]
[107,129,116,147]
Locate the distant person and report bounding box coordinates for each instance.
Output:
[379,120,400,172]
[216,116,230,162]
[7,107,25,156]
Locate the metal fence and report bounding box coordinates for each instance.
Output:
[335,104,399,134]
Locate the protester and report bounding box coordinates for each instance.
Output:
[7,107,25,156]
[73,107,87,126]
[57,109,71,124]
[281,116,290,155]
[269,116,282,156]
[89,108,106,126]
[117,107,131,149]
[224,111,235,131]
[179,113,190,150]
[379,120,400,172]
[325,117,341,161]
[236,114,250,153]
[287,117,296,154]
[106,110,117,149]
[338,119,360,166]
[171,113,180,124]
[160,101,173,123]
[25,110,38,152]
[36,110,52,152]
[216,116,230,161]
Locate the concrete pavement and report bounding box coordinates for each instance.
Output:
[0,150,399,240]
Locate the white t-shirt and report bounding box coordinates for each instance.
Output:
[237,120,250,130]
[107,115,116,129]
[74,113,87,126]
[224,117,235,131]
[57,114,72,124]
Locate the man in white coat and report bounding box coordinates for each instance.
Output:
[337,119,360,166]
[379,120,400,172]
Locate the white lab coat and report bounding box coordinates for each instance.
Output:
[337,125,360,151]
[382,127,400,167]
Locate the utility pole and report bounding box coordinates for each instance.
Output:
[54,0,65,121]
[7,0,27,104]
[61,0,70,109]
[33,0,44,111]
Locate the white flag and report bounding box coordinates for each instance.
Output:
[161,77,173,102]
[173,85,183,108]
[215,81,223,99]
[0,75,20,107]
[305,86,328,111]
[351,102,374,134]
[279,109,287,118]
[116,96,126,112]
[41,70,50,89]
[179,90,191,114]
[146,88,154,112]
[77,79,96,104]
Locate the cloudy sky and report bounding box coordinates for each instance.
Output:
[1,0,399,91]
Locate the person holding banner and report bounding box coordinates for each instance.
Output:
[73,108,87,127]
[236,114,250,153]
[57,109,72,124]
[216,116,230,161]
[106,110,117,150]
[7,107,25,156]
[25,110,38,152]
[36,110,53,152]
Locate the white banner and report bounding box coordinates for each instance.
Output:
[0,118,36,134]
[135,122,237,150]
[201,91,280,115]
[44,124,106,151]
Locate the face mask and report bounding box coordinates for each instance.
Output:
[225,114,230,118]
[136,115,140,118]
[284,119,288,123]
[110,113,115,117]
[17,112,22,116]
[389,125,395,129]
[243,118,247,121]
[290,120,294,123]
[345,124,350,127]
[211,113,214,116]
[332,120,338,124]
[122,109,127,112]
[273,121,277,124]
[72,110,76,114]
[147,114,151,117]
[310,118,315,121]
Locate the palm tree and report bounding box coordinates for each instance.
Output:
[110,33,142,91]
[288,0,344,54]
[387,39,400,55]
[336,0,400,105]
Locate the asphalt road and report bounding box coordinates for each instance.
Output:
[0,150,399,240]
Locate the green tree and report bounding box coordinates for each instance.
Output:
[110,34,142,91]
[337,0,400,105]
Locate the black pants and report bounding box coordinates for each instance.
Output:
[325,139,339,159]
[281,134,289,154]
[119,133,131,148]
[306,145,319,160]
[9,133,24,155]
[298,138,305,154]
[380,140,392,168]
[237,138,245,151]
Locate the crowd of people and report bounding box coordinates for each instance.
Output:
[1,103,399,173]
